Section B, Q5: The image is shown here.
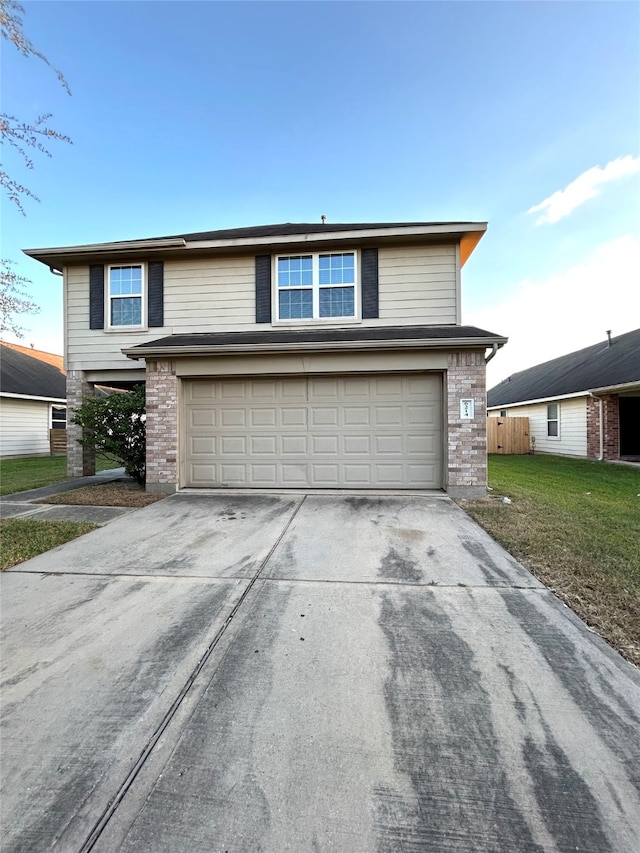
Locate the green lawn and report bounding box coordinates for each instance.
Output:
[0,519,99,570]
[464,454,640,665]
[0,455,119,496]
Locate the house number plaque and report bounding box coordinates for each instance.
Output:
[460,399,474,419]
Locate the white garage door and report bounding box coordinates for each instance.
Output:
[184,375,442,488]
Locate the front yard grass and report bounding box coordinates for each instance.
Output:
[0,455,118,496]
[463,454,640,666]
[0,519,99,570]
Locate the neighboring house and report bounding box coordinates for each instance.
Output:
[487,329,640,461]
[0,342,67,458]
[24,221,507,496]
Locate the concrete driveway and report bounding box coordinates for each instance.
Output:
[2,493,639,852]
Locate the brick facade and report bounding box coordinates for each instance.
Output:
[142,352,490,495]
[66,370,96,478]
[586,394,620,460]
[446,351,487,498]
[145,359,179,493]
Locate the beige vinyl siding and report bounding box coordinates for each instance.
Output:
[65,244,459,371]
[66,257,257,371]
[376,245,457,325]
[0,398,52,457]
[495,397,587,457]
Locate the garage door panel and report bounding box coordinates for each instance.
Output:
[221,409,246,427]
[220,382,247,400]
[344,435,371,454]
[190,409,217,427]
[281,380,307,400]
[375,406,403,426]
[184,375,442,488]
[281,435,308,455]
[220,436,246,455]
[311,435,340,455]
[375,435,402,454]
[343,407,370,426]
[281,464,308,485]
[281,408,307,427]
[250,436,277,455]
[191,436,216,455]
[310,407,340,427]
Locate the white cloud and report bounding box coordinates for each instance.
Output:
[465,234,640,388]
[527,155,640,225]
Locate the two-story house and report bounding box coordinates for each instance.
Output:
[24,222,506,497]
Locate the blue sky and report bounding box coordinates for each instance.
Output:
[2,0,639,385]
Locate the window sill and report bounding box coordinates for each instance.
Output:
[271,317,362,328]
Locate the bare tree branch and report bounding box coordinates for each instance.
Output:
[0,0,72,214]
[0,259,40,338]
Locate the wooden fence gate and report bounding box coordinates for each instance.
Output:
[49,428,66,456]
[487,417,530,454]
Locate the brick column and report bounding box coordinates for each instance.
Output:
[586,396,601,459]
[602,395,620,460]
[145,359,178,493]
[66,370,96,478]
[446,351,487,499]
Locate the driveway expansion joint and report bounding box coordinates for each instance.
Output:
[76,495,307,853]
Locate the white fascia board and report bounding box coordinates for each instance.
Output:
[587,380,640,395]
[24,238,187,257]
[24,223,487,264]
[487,390,588,410]
[0,392,66,404]
[123,334,505,361]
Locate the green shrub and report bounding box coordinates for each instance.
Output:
[71,385,146,485]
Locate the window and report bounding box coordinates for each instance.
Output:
[108,265,144,327]
[51,405,66,429]
[276,252,356,321]
[547,403,559,437]
[500,410,507,418]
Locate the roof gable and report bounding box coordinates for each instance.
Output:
[0,343,66,400]
[487,329,640,407]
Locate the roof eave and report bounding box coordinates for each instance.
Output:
[588,379,640,396]
[123,334,507,361]
[0,392,66,403]
[24,222,488,271]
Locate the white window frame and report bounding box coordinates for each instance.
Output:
[274,251,359,323]
[547,402,560,439]
[107,264,146,330]
[50,404,67,429]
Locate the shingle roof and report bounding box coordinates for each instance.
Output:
[124,324,505,357]
[487,329,640,407]
[164,222,476,242]
[0,343,66,400]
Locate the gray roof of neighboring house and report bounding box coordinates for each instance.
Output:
[124,325,505,358]
[0,344,66,400]
[487,329,640,407]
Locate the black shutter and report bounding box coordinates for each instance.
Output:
[361,248,379,319]
[89,265,105,329]
[255,255,272,323]
[148,261,164,327]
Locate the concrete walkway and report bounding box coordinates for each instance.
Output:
[1,493,639,852]
[0,467,134,524]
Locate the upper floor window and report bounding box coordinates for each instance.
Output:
[547,403,559,437]
[276,252,356,321]
[108,265,144,327]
